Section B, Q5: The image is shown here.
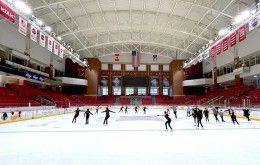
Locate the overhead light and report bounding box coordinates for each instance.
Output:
[234,10,250,24]
[36,19,44,26]
[57,36,62,41]
[254,75,258,78]
[14,1,32,15]
[218,28,229,36]
[45,26,52,32]
[209,40,213,44]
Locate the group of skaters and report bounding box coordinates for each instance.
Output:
[71,105,252,131]
[1,111,22,121]
[187,106,251,129]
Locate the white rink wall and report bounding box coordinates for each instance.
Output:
[1,105,260,123]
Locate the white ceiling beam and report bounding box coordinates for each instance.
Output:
[77,41,194,54]
[179,0,236,57]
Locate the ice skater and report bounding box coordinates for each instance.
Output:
[1,112,8,121]
[72,107,83,123]
[212,107,219,122]
[158,111,173,131]
[95,106,100,115]
[143,106,147,114]
[192,107,198,125]
[84,109,93,124]
[102,107,116,125]
[119,106,124,113]
[203,108,209,122]
[172,106,177,119]
[134,106,138,114]
[243,108,250,121]
[125,106,128,114]
[219,109,225,122]
[196,108,204,129]
[230,109,239,125]
[187,106,191,117]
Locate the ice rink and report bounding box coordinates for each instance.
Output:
[1,107,260,165]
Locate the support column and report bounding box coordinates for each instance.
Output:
[85,58,101,97]
[211,57,218,90]
[169,60,185,97]
[121,64,125,95]
[233,45,243,86]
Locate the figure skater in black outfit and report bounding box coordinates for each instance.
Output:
[125,106,128,114]
[203,108,209,122]
[84,109,93,124]
[197,109,204,129]
[143,106,146,114]
[95,106,100,115]
[134,106,138,114]
[102,107,116,125]
[231,109,239,125]
[72,107,82,123]
[158,111,173,131]
[119,106,124,113]
[243,109,250,121]
[192,107,198,125]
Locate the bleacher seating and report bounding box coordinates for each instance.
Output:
[120,98,131,105]
[142,98,152,105]
[0,87,41,107]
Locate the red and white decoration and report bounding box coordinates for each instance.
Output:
[59,46,64,59]
[222,37,229,52]
[114,53,119,61]
[18,16,28,36]
[230,31,237,47]
[0,0,16,24]
[238,25,247,42]
[210,46,216,59]
[47,37,53,52]
[132,51,140,67]
[216,41,222,55]
[54,42,59,55]
[30,25,38,42]
[39,32,46,48]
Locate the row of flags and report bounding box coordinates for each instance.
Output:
[18,16,64,59]
[210,24,247,59]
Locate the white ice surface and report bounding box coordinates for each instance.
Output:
[0,107,260,165]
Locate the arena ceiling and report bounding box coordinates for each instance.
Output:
[30,0,254,60]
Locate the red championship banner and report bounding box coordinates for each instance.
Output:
[114,53,119,61]
[216,41,222,55]
[0,0,16,24]
[230,31,237,47]
[54,42,59,55]
[238,25,247,42]
[18,16,28,36]
[39,32,46,48]
[222,37,229,52]
[30,25,38,42]
[59,46,64,59]
[210,46,216,59]
[47,37,53,52]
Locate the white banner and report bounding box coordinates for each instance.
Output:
[47,37,53,52]
[39,32,46,48]
[249,13,260,31]
[18,16,27,36]
[59,46,64,58]
[54,42,59,55]
[30,25,38,42]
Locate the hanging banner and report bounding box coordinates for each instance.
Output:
[47,37,53,52]
[114,53,119,61]
[238,25,247,42]
[59,46,64,59]
[248,13,260,31]
[39,32,46,48]
[210,46,216,59]
[132,51,140,67]
[222,37,229,52]
[30,25,38,42]
[0,0,16,24]
[18,16,28,36]
[54,42,59,55]
[216,41,222,55]
[230,31,237,47]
